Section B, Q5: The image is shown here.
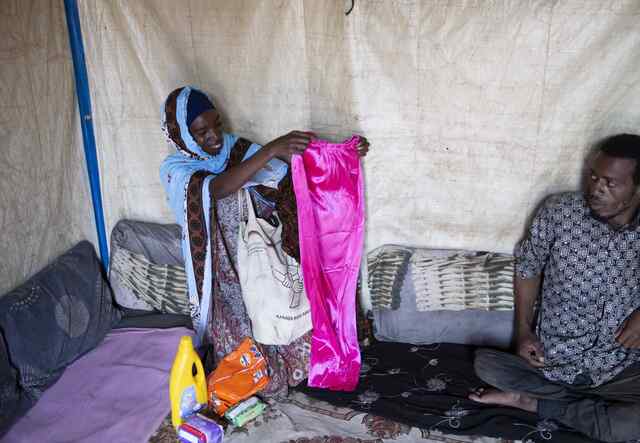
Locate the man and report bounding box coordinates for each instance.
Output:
[470,134,640,442]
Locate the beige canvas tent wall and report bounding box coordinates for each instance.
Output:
[0,0,95,294]
[2,0,640,299]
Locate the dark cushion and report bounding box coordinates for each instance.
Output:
[0,330,30,437]
[113,308,192,329]
[0,241,120,434]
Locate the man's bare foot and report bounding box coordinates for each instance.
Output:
[468,387,537,413]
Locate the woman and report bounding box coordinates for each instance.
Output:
[160,86,368,396]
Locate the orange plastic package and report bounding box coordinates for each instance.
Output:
[207,337,270,415]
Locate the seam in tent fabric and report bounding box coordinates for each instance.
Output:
[63,0,109,270]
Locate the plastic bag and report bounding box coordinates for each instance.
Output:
[206,337,270,415]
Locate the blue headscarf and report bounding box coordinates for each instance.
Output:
[159,86,287,345]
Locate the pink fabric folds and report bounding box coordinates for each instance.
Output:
[291,135,364,391]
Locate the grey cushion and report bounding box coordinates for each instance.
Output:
[367,245,412,310]
[0,241,120,431]
[371,248,514,349]
[110,219,183,266]
[410,249,515,311]
[109,220,190,315]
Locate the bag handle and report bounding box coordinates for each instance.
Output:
[240,188,288,265]
[237,188,259,224]
[237,189,245,221]
[242,188,258,225]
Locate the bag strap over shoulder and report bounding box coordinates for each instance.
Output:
[237,189,244,221]
[237,188,257,223]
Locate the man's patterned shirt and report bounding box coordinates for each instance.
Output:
[515,192,640,386]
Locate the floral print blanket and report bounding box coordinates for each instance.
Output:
[299,342,598,443]
[150,391,509,443]
[150,342,601,443]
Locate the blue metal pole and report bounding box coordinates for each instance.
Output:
[63,0,110,269]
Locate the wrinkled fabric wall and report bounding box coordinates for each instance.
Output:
[0,0,95,295]
[79,1,640,258]
[2,1,639,300]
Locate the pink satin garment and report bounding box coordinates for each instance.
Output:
[291,135,364,391]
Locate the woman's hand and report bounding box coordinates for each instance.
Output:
[357,136,370,157]
[265,131,315,163]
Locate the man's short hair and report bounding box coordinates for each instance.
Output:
[599,134,640,185]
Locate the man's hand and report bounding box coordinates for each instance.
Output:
[516,331,545,368]
[265,131,315,163]
[357,136,370,157]
[616,309,640,349]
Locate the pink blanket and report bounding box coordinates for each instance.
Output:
[5,327,191,443]
[292,135,365,391]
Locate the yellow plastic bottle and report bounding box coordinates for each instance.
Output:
[169,336,208,429]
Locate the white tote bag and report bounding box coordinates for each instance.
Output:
[237,189,312,345]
